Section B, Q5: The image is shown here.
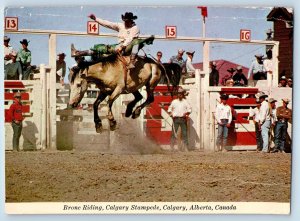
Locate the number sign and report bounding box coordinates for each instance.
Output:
[240,29,251,42]
[87,21,99,35]
[5,17,18,31]
[165,26,177,38]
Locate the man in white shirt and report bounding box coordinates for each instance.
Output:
[185,50,196,77]
[257,93,271,153]
[215,94,232,151]
[72,12,140,69]
[56,53,66,85]
[168,87,192,150]
[249,98,262,151]
[4,36,13,65]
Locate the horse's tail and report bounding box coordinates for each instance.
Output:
[161,63,182,96]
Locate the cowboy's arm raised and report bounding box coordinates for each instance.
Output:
[89,14,119,31]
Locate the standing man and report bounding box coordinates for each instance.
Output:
[72,12,140,69]
[248,54,266,85]
[185,50,196,77]
[258,93,271,153]
[9,92,24,151]
[215,94,232,151]
[269,98,277,151]
[17,39,32,80]
[249,98,263,151]
[169,49,186,72]
[156,51,163,63]
[56,53,66,85]
[272,99,292,153]
[168,88,192,151]
[233,66,248,86]
[209,61,219,86]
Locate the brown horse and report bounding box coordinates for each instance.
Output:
[69,53,181,132]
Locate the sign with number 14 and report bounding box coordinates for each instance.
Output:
[87,21,99,35]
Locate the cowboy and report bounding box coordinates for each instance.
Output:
[278,76,287,87]
[257,93,271,153]
[233,65,248,86]
[222,67,235,86]
[56,53,66,85]
[9,92,24,151]
[269,98,277,151]
[185,50,196,77]
[4,36,14,65]
[272,98,292,153]
[215,94,232,151]
[169,49,186,73]
[4,50,22,80]
[209,61,219,86]
[248,54,267,82]
[249,98,263,151]
[72,12,140,69]
[16,39,32,80]
[287,78,293,88]
[168,87,192,151]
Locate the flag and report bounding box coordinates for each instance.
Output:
[197,6,208,17]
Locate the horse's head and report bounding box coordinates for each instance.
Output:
[69,67,88,109]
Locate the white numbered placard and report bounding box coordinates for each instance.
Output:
[5,17,18,31]
[87,21,99,35]
[240,29,251,42]
[165,26,177,38]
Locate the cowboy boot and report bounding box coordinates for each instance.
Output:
[71,44,94,57]
[128,54,137,69]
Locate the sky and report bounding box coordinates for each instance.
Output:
[4,5,274,78]
[1,1,300,221]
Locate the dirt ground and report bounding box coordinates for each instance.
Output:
[5,149,291,203]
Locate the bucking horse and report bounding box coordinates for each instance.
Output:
[69,37,181,133]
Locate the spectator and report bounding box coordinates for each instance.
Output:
[215,94,232,151]
[185,50,196,77]
[5,51,23,80]
[287,78,293,88]
[249,98,263,151]
[269,98,277,151]
[248,54,266,85]
[8,92,24,151]
[263,49,273,75]
[56,53,66,85]
[169,49,186,73]
[168,87,192,151]
[257,93,271,153]
[209,61,219,86]
[278,76,287,87]
[233,65,248,86]
[222,68,235,86]
[272,98,292,153]
[156,51,163,63]
[17,39,32,80]
[4,36,13,65]
[225,78,234,87]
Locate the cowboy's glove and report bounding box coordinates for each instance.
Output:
[89,14,96,20]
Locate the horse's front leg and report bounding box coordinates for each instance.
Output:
[125,91,143,117]
[107,86,122,131]
[94,92,107,133]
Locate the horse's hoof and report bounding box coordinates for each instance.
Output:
[109,120,117,131]
[125,109,132,118]
[95,123,102,133]
[132,108,141,119]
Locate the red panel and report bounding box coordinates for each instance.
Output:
[5,93,30,101]
[235,113,250,124]
[227,98,256,106]
[4,81,26,89]
[221,87,258,95]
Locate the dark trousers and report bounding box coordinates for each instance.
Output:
[255,122,263,150]
[253,72,267,80]
[171,117,188,146]
[21,65,32,80]
[12,121,22,151]
[274,121,288,151]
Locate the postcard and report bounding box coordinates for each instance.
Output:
[4,5,293,214]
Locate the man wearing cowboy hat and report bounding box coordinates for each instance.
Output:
[249,98,263,151]
[287,78,293,88]
[168,87,192,151]
[72,12,140,69]
[169,49,186,73]
[222,67,235,86]
[215,94,232,151]
[185,50,196,77]
[233,65,248,86]
[56,53,66,85]
[257,92,271,153]
[17,39,32,80]
[4,36,14,65]
[272,98,292,153]
[9,92,24,151]
[209,61,219,86]
[248,54,267,84]
[278,76,287,87]
[4,50,23,80]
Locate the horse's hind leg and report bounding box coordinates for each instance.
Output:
[132,83,155,119]
[94,92,107,133]
[125,91,143,117]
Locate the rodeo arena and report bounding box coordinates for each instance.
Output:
[4,7,293,211]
